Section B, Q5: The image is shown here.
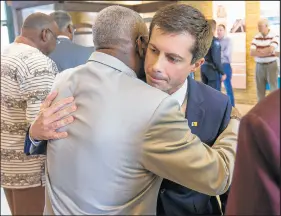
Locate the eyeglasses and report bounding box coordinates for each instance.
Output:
[46,28,58,41]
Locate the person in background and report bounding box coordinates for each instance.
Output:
[226,89,280,215]
[250,18,280,102]
[23,5,238,215]
[49,11,94,72]
[1,12,59,215]
[201,19,226,91]
[217,24,235,107]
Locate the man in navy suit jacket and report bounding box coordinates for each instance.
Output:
[49,11,94,72]
[157,75,232,216]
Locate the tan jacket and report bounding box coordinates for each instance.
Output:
[44,52,238,215]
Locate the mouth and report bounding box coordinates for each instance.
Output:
[147,74,166,84]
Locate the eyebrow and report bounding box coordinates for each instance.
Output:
[149,42,184,60]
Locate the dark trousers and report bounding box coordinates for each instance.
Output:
[200,65,221,91]
[223,63,235,107]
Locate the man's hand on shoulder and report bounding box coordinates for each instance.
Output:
[230,107,242,121]
[29,91,77,141]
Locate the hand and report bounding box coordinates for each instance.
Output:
[29,91,77,140]
[221,74,227,81]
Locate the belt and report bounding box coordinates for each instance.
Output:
[256,61,276,65]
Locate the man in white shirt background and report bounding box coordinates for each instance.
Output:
[250,18,280,101]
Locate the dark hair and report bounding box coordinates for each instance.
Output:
[149,4,213,64]
[208,19,217,32]
[218,24,226,30]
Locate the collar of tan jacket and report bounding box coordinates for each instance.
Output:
[88,51,137,79]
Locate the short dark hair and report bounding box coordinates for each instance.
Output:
[208,19,217,32]
[218,24,226,29]
[149,4,213,64]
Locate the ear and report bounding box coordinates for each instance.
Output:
[68,24,74,34]
[190,58,205,72]
[41,29,48,42]
[136,35,148,59]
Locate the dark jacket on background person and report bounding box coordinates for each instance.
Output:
[49,37,94,72]
[201,37,224,91]
[226,89,280,215]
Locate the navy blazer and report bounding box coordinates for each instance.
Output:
[157,75,232,216]
[201,37,225,80]
[49,37,94,72]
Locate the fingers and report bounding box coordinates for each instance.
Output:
[50,116,75,130]
[50,131,68,140]
[41,91,58,110]
[44,97,75,117]
[47,104,77,125]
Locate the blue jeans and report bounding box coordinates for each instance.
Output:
[223,63,235,107]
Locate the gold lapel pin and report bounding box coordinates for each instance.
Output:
[192,122,198,127]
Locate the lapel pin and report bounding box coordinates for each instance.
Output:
[192,122,198,127]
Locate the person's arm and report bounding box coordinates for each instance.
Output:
[250,36,278,57]
[225,38,232,63]
[24,91,76,155]
[226,112,280,215]
[142,96,239,196]
[212,40,225,75]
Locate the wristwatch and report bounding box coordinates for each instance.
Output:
[230,107,242,121]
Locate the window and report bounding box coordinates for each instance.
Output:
[1,1,10,53]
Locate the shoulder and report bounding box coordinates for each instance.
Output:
[247,89,280,125]
[195,80,229,103]
[253,32,262,39]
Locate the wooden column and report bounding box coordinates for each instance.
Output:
[233,1,260,104]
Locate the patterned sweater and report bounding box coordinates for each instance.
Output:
[1,42,58,189]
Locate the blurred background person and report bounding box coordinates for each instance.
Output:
[1,12,59,215]
[217,24,235,107]
[49,11,94,72]
[201,19,226,91]
[226,89,280,215]
[250,18,279,102]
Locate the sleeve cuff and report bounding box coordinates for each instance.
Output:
[29,133,41,147]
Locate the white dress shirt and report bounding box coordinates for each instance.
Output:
[170,79,188,106]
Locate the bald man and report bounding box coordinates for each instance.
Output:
[1,12,59,215]
[250,18,280,101]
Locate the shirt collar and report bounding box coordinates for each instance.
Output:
[57,35,70,40]
[88,51,137,78]
[170,79,188,106]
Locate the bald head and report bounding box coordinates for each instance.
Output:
[22,12,55,30]
[258,18,269,26]
[92,5,148,50]
[258,18,270,35]
[21,12,59,56]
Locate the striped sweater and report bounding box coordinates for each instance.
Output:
[1,43,58,189]
[250,30,279,63]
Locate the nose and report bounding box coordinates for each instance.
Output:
[152,53,164,74]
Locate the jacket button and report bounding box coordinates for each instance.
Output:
[160,189,165,193]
